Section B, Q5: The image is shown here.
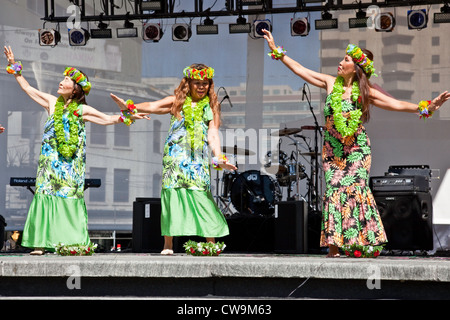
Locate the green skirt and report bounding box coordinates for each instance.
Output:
[21,193,90,251]
[161,188,229,238]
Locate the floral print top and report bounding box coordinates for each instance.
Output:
[35,104,86,199]
[161,103,214,191]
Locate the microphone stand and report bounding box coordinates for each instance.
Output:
[303,83,321,213]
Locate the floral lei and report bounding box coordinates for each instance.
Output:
[331,76,363,137]
[183,95,209,151]
[54,96,80,159]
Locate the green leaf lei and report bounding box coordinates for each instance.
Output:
[182,95,209,151]
[54,96,80,159]
[331,76,363,137]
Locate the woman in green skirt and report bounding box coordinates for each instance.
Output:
[112,63,236,255]
[4,46,147,255]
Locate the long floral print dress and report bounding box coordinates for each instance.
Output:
[21,104,90,250]
[320,94,387,248]
[160,101,229,238]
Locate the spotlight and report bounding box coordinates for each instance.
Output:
[117,19,138,38]
[349,9,368,29]
[229,16,251,34]
[315,11,338,30]
[68,28,90,46]
[38,28,61,46]
[252,19,271,38]
[91,20,112,38]
[197,17,219,35]
[143,23,163,41]
[407,9,428,29]
[375,12,395,32]
[291,17,310,36]
[434,4,450,23]
[172,23,192,41]
[140,0,163,11]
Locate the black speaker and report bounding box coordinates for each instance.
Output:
[374,191,433,251]
[274,201,308,253]
[132,198,163,252]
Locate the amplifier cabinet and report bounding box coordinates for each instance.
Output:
[132,198,163,253]
[274,201,308,253]
[374,191,433,251]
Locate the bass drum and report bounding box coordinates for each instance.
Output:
[230,170,282,216]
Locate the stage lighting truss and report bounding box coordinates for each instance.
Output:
[252,19,271,38]
[434,3,450,23]
[375,12,396,32]
[291,17,310,36]
[39,28,61,46]
[143,23,163,41]
[315,11,338,30]
[172,23,192,41]
[68,28,90,46]
[229,16,251,34]
[407,9,428,30]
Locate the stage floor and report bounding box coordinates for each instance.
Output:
[0,252,449,299]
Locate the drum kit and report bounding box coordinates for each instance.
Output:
[215,125,324,217]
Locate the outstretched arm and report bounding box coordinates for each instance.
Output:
[262,29,335,91]
[110,93,173,115]
[3,46,56,112]
[82,104,150,125]
[371,88,450,114]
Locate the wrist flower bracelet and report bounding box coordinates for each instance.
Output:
[268,46,286,60]
[119,99,138,126]
[212,154,229,170]
[418,100,433,120]
[6,61,23,75]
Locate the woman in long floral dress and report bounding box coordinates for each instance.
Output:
[4,46,147,254]
[111,64,236,255]
[262,30,450,257]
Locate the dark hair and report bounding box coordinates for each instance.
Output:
[354,49,373,123]
[69,70,88,105]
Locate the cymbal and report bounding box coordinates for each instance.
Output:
[271,128,301,136]
[300,151,321,157]
[222,146,255,156]
[301,125,325,131]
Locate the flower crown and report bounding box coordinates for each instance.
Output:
[183,66,214,80]
[346,44,377,78]
[63,67,92,95]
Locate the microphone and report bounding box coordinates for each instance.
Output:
[222,87,233,108]
[301,83,306,101]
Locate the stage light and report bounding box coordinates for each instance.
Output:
[407,9,428,30]
[375,12,395,32]
[117,19,138,38]
[291,17,310,36]
[91,20,112,38]
[140,0,162,11]
[349,9,368,29]
[252,19,271,38]
[172,23,192,41]
[68,28,90,46]
[315,11,338,30]
[197,17,219,35]
[241,0,263,5]
[143,23,163,41]
[229,16,251,34]
[38,28,61,46]
[434,4,450,23]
